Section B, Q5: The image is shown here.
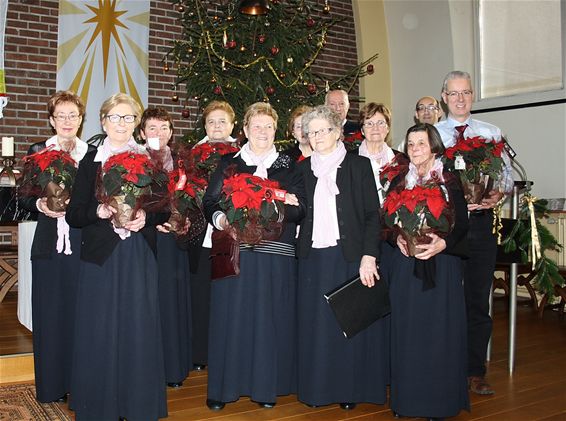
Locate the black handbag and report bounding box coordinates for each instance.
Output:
[210,229,240,280]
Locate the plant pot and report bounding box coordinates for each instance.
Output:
[167,207,187,234]
[400,228,434,257]
[462,174,492,205]
[108,195,134,228]
[45,181,70,212]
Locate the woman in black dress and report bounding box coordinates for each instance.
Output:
[189,100,238,371]
[139,107,192,388]
[296,105,389,409]
[384,123,469,420]
[282,104,313,162]
[202,102,306,410]
[20,90,92,403]
[66,93,168,421]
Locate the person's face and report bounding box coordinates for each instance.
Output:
[415,97,442,124]
[140,118,172,149]
[406,131,435,168]
[49,102,82,142]
[102,103,137,147]
[362,112,389,144]
[204,109,235,142]
[292,115,308,145]
[326,91,349,121]
[307,118,339,155]
[441,78,474,122]
[243,114,276,155]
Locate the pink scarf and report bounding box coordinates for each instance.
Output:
[237,142,278,179]
[358,140,393,167]
[310,142,347,248]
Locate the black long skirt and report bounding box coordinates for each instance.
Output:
[32,227,81,403]
[71,234,167,421]
[297,245,389,406]
[387,248,469,418]
[207,250,297,403]
[156,232,192,384]
[188,245,211,366]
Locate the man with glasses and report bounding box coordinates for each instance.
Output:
[435,70,513,397]
[414,96,443,124]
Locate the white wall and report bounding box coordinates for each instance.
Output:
[379,0,566,199]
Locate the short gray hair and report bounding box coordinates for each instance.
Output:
[301,105,344,141]
[324,89,349,107]
[441,70,472,93]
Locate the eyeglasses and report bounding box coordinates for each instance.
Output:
[106,114,137,124]
[416,104,440,112]
[306,127,334,139]
[363,120,387,128]
[144,125,171,133]
[444,90,473,99]
[53,113,80,122]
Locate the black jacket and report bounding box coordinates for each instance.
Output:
[65,149,169,265]
[296,153,381,262]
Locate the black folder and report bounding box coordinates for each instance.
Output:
[324,276,391,339]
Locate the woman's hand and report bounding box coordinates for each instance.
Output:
[97,203,116,219]
[414,232,446,260]
[468,189,504,211]
[123,209,146,232]
[156,222,171,233]
[359,255,379,287]
[284,192,299,206]
[37,198,66,219]
[396,235,409,257]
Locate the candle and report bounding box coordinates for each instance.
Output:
[2,137,14,157]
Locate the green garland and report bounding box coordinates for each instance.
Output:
[500,194,564,298]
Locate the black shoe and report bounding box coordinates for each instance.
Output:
[193,364,207,371]
[54,394,67,403]
[206,399,225,411]
[392,410,403,418]
[340,402,356,410]
[305,403,319,408]
[167,382,183,388]
[257,401,276,408]
[427,418,444,421]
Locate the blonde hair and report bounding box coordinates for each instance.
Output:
[243,102,278,129]
[202,100,236,125]
[99,93,143,125]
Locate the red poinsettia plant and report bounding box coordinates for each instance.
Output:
[382,181,453,254]
[343,130,363,151]
[219,172,287,244]
[97,151,168,227]
[443,136,505,203]
[20,147,78,211]
[379,154,410,193]
[166,164,208,234]
[188,142,239,179]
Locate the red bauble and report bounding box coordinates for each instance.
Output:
[181,109,190,118]
[306,18,315,27]
[266,86,275,95]
[258,34,266,44]
[213,86,223,95]
[307,83,317,94]
[227,40,237,49]
[270,46,279,56]
[367,64,374,75]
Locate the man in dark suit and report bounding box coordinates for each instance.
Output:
[325,89,361,137]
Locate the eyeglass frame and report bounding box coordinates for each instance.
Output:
[443,90,473,99]
[306,127,335,140]
[416,104,440,112]
[362,120,388,129]
[52,113,81,122]
[106,114,137,124]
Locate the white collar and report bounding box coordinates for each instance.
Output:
[45,135,89,162]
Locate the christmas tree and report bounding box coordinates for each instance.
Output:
[166,0,377,143]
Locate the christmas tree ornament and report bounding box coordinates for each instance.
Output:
[270,46,280,56]
[366,64,374,74]
[172,93,179,102]
[194,95,200,100]
[178,4,185,13]
[211,77,217,83]
[181,108,190,118]
[287,56,293,63]
[279,72,286,78]
[323,0,330,13]
[213,86,223,95]
[258,34,266,44]
[163,61,169,72]
[307,83,317,94]
[306,18,315,27]
[239,0,269,15]
[240,45,246,52]
[223,30,228,47]
[227,40,237,49]
[266,86,275,95]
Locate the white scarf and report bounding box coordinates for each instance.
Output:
[235,142,278,179]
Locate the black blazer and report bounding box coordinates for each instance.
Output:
[203,152,306,246]
[65,149,169,266]
[296,153,381,262]
[343,119,361,136]
[19,141,96,259]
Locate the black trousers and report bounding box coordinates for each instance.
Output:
[464,211,497,377]
[189,247,211,366]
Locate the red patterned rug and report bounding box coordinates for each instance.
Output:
[0,382,73,421]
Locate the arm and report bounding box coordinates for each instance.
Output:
[359,157,381,286]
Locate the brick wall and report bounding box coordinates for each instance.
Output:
[0,0,358,162]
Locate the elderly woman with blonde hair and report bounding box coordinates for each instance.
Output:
[202,102,306,411]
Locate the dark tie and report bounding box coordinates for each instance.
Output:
[455,124,468,142]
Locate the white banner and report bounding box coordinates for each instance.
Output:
[0,0,9,118]
[56,0,150,140]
